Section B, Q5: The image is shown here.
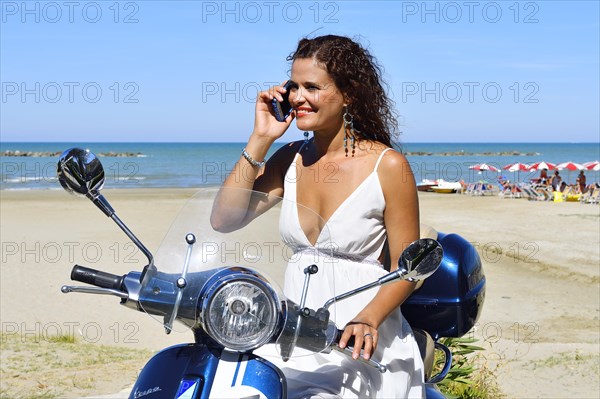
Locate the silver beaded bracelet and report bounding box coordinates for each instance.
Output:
[241,148,266,168]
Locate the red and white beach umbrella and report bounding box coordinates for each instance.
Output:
[503,162,530,172]
[556,161,584,171]
[502,162,530,182]
[528,161,557,171]
[583,160,600,171]
[557,161,585,184]
[469,163,500,172]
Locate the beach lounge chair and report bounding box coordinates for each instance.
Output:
[539,187,554,201]
[470,182,493,196]
[518,185,534,200]
[561,186,581,202]
[586,188,600,204]
[498,185,511,198]
[464,183,476,196]
[579,188,595,204]
[516,184,531,199]
[481,183,496,196]
[497,180,522,199]
[520,184,547,201]
[503,185,522,199]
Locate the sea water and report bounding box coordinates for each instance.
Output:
[1,142,598,190]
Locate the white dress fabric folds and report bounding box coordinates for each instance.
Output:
[262,147,425,398]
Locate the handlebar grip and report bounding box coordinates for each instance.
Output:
[336,329,356,348]
[71,265,125,291]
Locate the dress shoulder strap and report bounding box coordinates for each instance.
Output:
[374,148,393,172]
[292,140,309,163]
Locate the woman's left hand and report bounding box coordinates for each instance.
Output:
[338,321,379,360]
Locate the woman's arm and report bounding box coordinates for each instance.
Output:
[210,85,295,232]
[338,150,420,360]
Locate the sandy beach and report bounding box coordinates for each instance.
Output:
[1,188,599,398]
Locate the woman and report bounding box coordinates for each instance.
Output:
[212,35,424,398]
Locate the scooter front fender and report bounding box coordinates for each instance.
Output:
[130,344,286,399]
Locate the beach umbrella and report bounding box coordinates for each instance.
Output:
[503,162,530,182]
[528,161,557,171]
[469,163,500,172]
[556,161,584,171]
[503,162,529,172]
[557,161,584,184]
[583,160,600,171]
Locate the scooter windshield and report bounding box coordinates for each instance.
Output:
[138,187,338,356]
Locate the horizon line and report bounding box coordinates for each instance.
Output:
[1,141,599,145]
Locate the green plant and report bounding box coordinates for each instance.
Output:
[433,337,503,399]
[46,334,76,344]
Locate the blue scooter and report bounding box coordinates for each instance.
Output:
[57,148,485,398]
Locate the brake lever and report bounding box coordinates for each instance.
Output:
[61,285,128,299]
[332,345,387,373]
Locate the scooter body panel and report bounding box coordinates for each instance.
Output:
[130,344,286,399]
[425,384,448,399]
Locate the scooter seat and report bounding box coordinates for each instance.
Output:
[420,224,439,240]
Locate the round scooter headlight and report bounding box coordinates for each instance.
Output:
[201,273,280,352]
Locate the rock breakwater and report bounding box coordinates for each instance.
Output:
[404,150,540,156]
[2,150,144,157]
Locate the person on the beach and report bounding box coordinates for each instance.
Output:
[560,181,568,193]
[576,170,586,193]
[539,168,549,185]
[212,35,423,398]
[551,170,562,191]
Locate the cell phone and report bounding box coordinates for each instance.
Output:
[271,81,293,122]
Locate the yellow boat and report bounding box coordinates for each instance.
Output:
[432,187,456,194]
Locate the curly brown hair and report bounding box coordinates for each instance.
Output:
[287,35,399,148]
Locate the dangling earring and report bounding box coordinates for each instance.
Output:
[343,107,358,157]
[304,131,309,145]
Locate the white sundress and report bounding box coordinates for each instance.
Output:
[266,146,425,398]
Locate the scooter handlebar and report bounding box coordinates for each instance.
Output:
[333,328,387,373]
[335,328,355,347]
[71,265,125,291]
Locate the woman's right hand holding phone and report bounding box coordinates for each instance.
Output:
[251,82,295,144]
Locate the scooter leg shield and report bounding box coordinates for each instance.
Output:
[130,344,286,399]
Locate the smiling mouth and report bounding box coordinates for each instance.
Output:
[295,108,314,117]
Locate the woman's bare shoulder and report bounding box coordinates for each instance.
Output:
[254,140,305,194]
[268,140,304,164]
[365,144,408,168]
[375,147,415,187]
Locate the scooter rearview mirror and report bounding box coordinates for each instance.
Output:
[397,238,443,281]
[56,147,154,268]
[57,147,105,200]
[323,238,444,310]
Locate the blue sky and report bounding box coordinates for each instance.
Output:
[1,1,598,143]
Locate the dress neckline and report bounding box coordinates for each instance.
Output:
[295,171,378,247]
[288,147,392,247]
